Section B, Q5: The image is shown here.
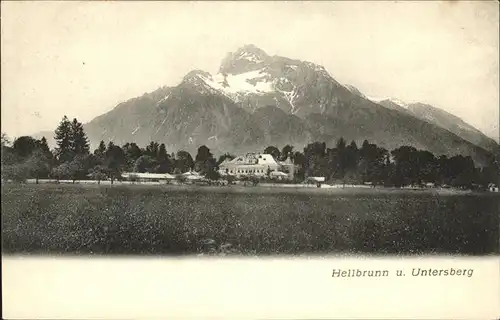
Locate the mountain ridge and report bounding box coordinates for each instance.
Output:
[32,44,497,166]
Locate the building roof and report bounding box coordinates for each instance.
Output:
[225,153,279,166]
[219,158,232,166]
[181,170,201,176]
[122,172,176,179]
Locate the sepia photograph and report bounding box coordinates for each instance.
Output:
[1,0,499,318]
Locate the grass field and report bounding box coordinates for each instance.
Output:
[2,183,499,256]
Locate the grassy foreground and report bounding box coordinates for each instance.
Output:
[2,184,499,255]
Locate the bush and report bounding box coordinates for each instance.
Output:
[128,174,139,182]
[2,164,28,183]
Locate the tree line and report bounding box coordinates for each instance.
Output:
[1,116,499,189]
[282,139,499,189]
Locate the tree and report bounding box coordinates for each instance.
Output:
[391,146,420,186]
[357,141,390,185]
[304,142,327,177]
[292,151,306,180]
[343,169,361,186]
[50,163,72,182]
[12,136,39,158]
[158,143,168,160]
[104,142,125,183]
[175,150,194,173]
[194,145,217,177]
[66,154,92,183]
[122,142,143,171]
[37,137,52,156]
[145,141,160,158]
[1,133,11,147]
[416,150,438,184]
[205,170,221,181]
[336,137,346,150]
[88,165,109,184]
[447,155,476,188]
[264,146,281,160]
[280,145,294,161]
[2,163,29,183]
[1,145,18,166]
[54,116,73,162]
[134,155,156,173]
[326,147,342,180]
[156,143,173,173]
[70,118,90,155]
[345,140,359,172]
[94,140,107,158]
[25,149,51,183]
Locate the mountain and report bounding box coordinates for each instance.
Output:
[34,45,496,166]
[365,96,499,153]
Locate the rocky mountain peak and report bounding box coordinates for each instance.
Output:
[219,44,271,75]
[236,44,269,58]
[179,69,217,93]
[182,69,211,83]
[65,46,497,166]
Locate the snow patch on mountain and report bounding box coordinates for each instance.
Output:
[195,69,274,101]
[237,51,264,64]
[155,116,169,134]
[419,113,436,122]
[159,93,170,103]
[131,125,140,135]
[276,86,299,114]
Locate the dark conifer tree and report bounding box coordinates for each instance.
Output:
[70,118,90,155]
[105,142,125,183]
[37,137,51,156]
[94,140,107,157]
[194,145,217,176]
[54,116,73,162]
[156,143,172,173]
[145,141,160,158]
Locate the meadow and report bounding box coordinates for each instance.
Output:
[2,183,499,256]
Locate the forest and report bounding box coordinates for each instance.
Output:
[1,115,499,189]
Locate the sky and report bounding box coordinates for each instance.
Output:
[1,1,499,141]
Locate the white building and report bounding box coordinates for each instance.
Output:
[218,153,297,180]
